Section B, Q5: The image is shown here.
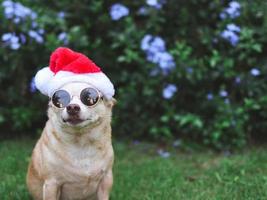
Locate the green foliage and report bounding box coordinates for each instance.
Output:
[1,0,267,149]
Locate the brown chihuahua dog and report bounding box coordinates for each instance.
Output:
[27,82,115,200]
[27,47,116,200]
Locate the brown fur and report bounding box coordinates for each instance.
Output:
[27,83,115,200]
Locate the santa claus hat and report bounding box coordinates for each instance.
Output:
[34,47,115,99]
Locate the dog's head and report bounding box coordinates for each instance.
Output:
[48,82,116,131]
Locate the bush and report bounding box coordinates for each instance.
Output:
[1,0,267,149]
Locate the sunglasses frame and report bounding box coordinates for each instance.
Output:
[50,87,103,109]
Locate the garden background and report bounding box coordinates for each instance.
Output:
[0,0,267,199]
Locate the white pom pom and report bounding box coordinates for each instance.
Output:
[34,67,54,96]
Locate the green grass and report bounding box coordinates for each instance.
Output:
[0,139,267,200]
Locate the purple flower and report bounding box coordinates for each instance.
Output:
[30,78,36,93]
[110,3,129,21]
[10,35,19,43]
[13,17,20,23]
[220,12,227,19]
[1,32,20,50]
[250,68,260,76]
[221,24,241,46]
[14,2,31,17]
[142,35,166,53]
[163,84,177,99]
[2,0,37,23]
[2,33,13,42]
[38,29,45,34]
[28,30,37,37]
[138,6,148,15]
[155,52,175,71]
[3,0,14,19]
[226,24,241,33]
[235,76,241,84]
[31,21,38,28]
[221,30,239,46]
[226,1,241,18]
[141,35,175,75]
[220,90,228,97]
[57,11,65,19]
[58,32,68,44]
[229,1,241,10]
[141,34,153,51]
[146,0,165,9]
[186,67,193,74]
[220,1,241,19]
[149,36,166,52]
[10,42,20,50]
[207,93,214,100]
[30,12,37,20]
[28,30,44,43]
[2,0,12,7]
[19,34,26,44]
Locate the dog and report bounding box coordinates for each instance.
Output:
[27,82,116,200]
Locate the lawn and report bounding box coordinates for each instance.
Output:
[0,139,267,200]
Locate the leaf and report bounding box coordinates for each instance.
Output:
[252,44,262,52]
[0,114,5,124]
[160,115,169,123]
[215,172,222,182]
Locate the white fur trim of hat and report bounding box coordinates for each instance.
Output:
[34,47,115,99]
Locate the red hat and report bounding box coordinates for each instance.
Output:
[34,47,115,99]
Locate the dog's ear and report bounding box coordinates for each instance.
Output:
[104,98,117,108]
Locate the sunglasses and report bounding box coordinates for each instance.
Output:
[51,87,103,108]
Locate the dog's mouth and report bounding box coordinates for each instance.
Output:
[62,117,85,125]
[62,115,100,127]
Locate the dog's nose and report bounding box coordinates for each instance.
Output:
[66,104,80,115]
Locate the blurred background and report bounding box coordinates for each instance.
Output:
[1,1,267,199]
[1,0,267,150]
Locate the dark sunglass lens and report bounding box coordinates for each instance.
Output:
[80,88,99,106]
[52,90,70,108]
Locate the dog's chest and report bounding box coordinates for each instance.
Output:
[51,145,109,177]
[46,144,112,199]
[60,159,107,200]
